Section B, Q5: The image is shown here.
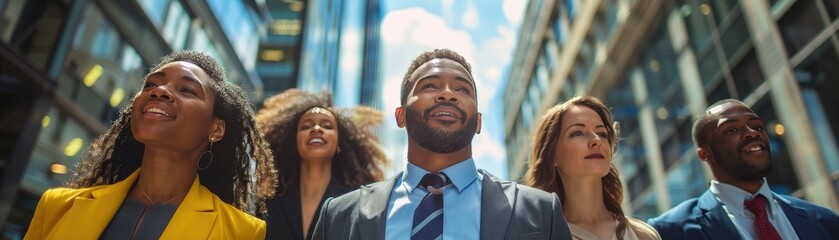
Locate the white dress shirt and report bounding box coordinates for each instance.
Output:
[710,179,799,240]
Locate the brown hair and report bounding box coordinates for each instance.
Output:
[522,96,627,238]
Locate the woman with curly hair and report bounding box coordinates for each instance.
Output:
[24,50,278,240]
[523,96,659,240]
[256,89,388,240]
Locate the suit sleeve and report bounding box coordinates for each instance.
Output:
[645,216,683,240]
[549,192,572,240]
[24,189,53,240]
[311,197,334,240]
[819,207,839,237]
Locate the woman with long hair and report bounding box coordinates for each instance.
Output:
[25,50,278,239]
[524,96,659,240]
[256,89,388,240]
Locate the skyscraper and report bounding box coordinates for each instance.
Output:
[505,0,839,219]
[0,0,268,236]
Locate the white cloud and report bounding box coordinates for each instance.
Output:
[472,130,507,176]
[462,6,479,29]
[485,66,501,81]
[380,8,475,110]
[379,6,514,179]
[503,0,527,27]
[382,76,402,124]
[442,0,454,10]
[471,25,518,112]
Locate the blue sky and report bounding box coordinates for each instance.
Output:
[379,0,527,179]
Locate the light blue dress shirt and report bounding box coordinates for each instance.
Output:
[385,158,482,239]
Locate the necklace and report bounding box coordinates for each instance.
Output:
[139,188,187,205]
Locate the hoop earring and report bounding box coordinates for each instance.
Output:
[198,138,215,171]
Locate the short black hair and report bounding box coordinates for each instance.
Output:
[691,98,747,147]
[400,49,475,106]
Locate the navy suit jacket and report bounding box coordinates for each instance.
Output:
[647,190,839,239]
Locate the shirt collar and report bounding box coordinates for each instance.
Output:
[402,157,479,194]
[710,178,777,217]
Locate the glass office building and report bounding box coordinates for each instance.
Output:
[255,0,307,103]
[297,0,382,109]
[0,0,267,238]
[505,0,839,219]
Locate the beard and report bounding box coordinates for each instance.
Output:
[710,143,772,181]
[404,103,479,153]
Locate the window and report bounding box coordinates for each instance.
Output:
[752,97,799,194]
[136,0,170,26]
[161,0,190,50]
[777,0,826,56]
[680,0,713,51]
[730,50,765,98]
[793,39,839,173]
[720,13,749,60]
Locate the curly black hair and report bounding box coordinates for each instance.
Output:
[400,48,475,106]
[255,89,388,196]
[68,50,278,214]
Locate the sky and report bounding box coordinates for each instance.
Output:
[379,0,528,179]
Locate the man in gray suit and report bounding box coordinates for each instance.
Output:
[311,49,571,240]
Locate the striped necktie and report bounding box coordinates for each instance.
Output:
[412,172,450,240]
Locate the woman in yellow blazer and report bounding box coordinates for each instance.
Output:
[24,50,278,239]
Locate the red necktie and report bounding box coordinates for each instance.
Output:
[744,195,782,240]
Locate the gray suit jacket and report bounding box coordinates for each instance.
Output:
[311,170,572,240]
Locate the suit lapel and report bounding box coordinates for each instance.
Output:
[281,186,304,240]
[479,171,513,240]
[774,193,820,239]
[161,175,218,239]
[48,171,141,239]
[697,190,742,240]
[358,173,400,240]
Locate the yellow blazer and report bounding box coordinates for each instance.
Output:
[24,170,265,239]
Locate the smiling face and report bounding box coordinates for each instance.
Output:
[554,105,613,178]
[297,107,339,162]
[130,61,223,152]
[396,58,481,153]
[700,102,771,181]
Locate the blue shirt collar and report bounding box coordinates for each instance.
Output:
[402,157,479,193]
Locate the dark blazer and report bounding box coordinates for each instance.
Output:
[265,178,354,240]
[311,170,572,240]
[647,189,839,239]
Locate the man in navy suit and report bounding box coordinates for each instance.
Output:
[647,99,839,239]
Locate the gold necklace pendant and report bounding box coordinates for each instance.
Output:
[139,188,187,205]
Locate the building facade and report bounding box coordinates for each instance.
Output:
[296,0,382,109]
[505,0,839,219]
[255,0,307,103]
[0,0,267,237]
